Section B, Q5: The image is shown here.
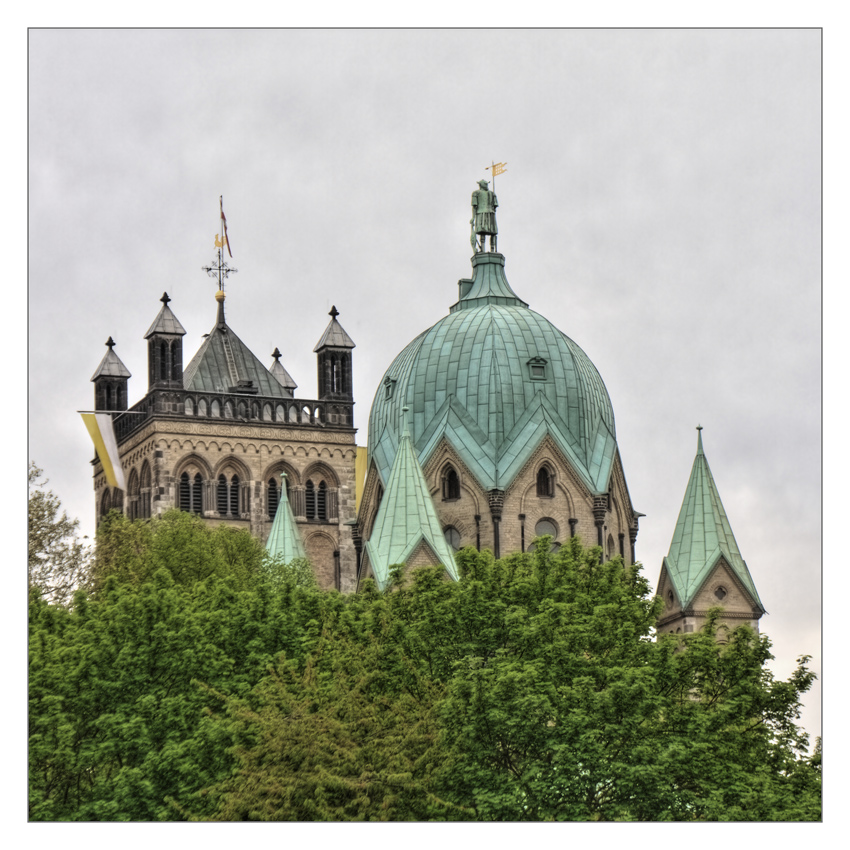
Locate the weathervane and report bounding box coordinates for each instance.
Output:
[485,160,507,190]
[202,195,238,292]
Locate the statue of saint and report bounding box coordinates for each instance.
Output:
[471,179,498,253]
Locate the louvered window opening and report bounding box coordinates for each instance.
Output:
[180,472,203,514]
[217,475,240,517]
[268,478,279,518]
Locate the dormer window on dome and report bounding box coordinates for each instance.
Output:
[528,357,548,381]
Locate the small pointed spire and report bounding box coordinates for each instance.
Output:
[105,336,116,349]
[160,292,171,305]
[329,305,339,318]
[401,404,411,437]
[272,347,282,361]
[696,424,704,455]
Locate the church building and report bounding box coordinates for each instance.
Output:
[88,183,764,632]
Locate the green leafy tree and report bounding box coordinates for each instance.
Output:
[28,462,91,606]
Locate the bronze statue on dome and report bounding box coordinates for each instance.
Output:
[471,179,498,253]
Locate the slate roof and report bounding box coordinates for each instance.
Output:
[662,430,764,612]
[144,293,187,338]
[364,408,459,591]
[91,340,131,380]
[270,351,297,391]
[367,252,617,494]
[313,307,355,351]
[265,474,306,563]
[183,300,292,397]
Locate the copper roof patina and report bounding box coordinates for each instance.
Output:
[265,473,306,563]
[662,429,764,612]
[367,251,617,495]
[364,407,459,591]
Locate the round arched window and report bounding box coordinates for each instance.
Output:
[535,518,558,538]
[444,526,462,552]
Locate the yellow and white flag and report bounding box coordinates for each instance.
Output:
[81,412,127,490]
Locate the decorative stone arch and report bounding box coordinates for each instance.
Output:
[173,453,214,481]
[197,397,208,417]
[303,460,340,488]
[262,459,301,487]
[275,403,286,422]
[211,455,251,482]
[184,396,195,416]
[262,403,272,421]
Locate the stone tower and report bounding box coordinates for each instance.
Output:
[89,277,359,591]
[655,427,765,637]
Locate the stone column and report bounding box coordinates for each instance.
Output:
[488,490,505,559]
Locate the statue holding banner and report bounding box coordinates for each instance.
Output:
[471,179,498,253]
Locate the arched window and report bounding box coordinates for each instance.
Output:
[529,518,560,553]
[197,398,207,416]
[159,341,168,381]
[263,404,272,421]
[217,475,228,515]
[537,466,554,497]
[276,404,285,422]
[305,480,316,520]
[442,465,460,501]
[224,401,234,419]
[100,488,111,517]
[184,397,194,416]
[230,475,240,517]
[105,385,113,411]
[193,474,202,514]
[180,472,203,514]
[211,399,221,417]
[317,481,327,521]
[444,526,462,552]
[237,401,247,419]
[140,461,151,519]
[268,478,279,518]
[127,469,140,520]
[606,533,615,561]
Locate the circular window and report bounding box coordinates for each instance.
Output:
[535,518,558,538]
[444,526,462,552]
[714,586,727,601]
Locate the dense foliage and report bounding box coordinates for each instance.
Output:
[28,498,820,821]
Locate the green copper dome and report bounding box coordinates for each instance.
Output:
[367,252,618,494]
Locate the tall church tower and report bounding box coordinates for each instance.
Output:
[88,226,359,591]
[655,427,765,637]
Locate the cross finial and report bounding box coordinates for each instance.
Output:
[160,292,171,305]
[272,347,282,361]
[329,305,339,319]
[105,336,116,349]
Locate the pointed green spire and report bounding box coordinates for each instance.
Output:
[364,406,459,590]
[265,473,306,563]
[663,428,764,611]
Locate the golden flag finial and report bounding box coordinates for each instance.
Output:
[215,234,226,249]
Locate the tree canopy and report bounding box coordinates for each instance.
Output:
[28,489,820,822]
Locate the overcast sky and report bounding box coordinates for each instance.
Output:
[28,29,820,740]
